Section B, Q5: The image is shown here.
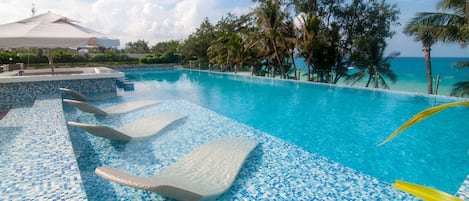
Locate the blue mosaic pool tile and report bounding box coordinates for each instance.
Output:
[0,78,117,109]
[0,98,87,200]
[457,174,469,200]
[65,99,421,200]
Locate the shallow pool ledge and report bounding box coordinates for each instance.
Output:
[0,98,87,200]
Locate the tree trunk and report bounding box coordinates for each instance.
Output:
[423,46,433,94]
[290,51,297,80]
[306,54,313,81]
[270,38,283,79]
[365,74,372,87]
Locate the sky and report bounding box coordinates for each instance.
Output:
[0,0,468,57]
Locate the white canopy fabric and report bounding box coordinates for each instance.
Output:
[0,12,120,49]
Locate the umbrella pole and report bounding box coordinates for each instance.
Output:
[47,48,55,75]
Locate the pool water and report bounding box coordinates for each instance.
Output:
[121,69,469,194]
[65,97,417,200]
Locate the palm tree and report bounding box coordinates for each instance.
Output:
[296,13,320,81]
[404,24,438,94]
[208,13,261,73]
[405,0,469,95]
[410,0,468,46]
[254,0,289,78]
[344,38,400,89]
[450,62,469,96]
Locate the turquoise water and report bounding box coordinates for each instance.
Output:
[123,68,468,194]
[295,57,469,96]
[387,57,469,95]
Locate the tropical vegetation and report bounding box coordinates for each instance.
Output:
[182,0,401,90]
[404,0,469,96]
[0,48,137,65]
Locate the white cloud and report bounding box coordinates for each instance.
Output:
[0,0,251,47]
[1,0,468,56]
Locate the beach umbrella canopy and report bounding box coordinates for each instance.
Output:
[0,11,119,49]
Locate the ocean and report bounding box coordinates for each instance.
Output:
[296,57,469,97]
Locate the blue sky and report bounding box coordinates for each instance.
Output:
[0,0,468,57]
[387,0,469,57]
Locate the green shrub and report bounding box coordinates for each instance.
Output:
[90,54,107,62]
[52,50,87,63]
[0,52,49,64]
[0,52,19,63]
[18,54,48,63]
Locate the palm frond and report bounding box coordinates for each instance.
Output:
[409,12,465,26]
[377,100,469,146]
[453,61,469,69]
[437,0,468,16]
[450,81,469,97]
[393,180,463,201]
[343,70,366,86]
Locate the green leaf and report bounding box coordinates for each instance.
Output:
[393,180,463,201]
[377,100,469,146]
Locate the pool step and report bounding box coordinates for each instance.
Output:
[116,78,134,91]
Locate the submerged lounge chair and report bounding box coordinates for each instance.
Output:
[59,87,96,101]
[67,113,186,141]
[63,99,160,115]
[95,137,258,201]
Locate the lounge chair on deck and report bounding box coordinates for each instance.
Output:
[95,137,258,201]
[59,87,95,101]
[67,113,186,141]
[63,99,159,115]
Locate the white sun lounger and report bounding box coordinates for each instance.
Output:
[59,87,96,101]
[67,113,186,141]
[95,137,258,201]
[63,99,160,115]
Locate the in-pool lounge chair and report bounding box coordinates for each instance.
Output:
[59,87,95,101]
[67,113,186,141]
[95,137,258,201]
[63,99,160,115]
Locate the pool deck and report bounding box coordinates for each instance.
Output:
[0,95,467,200]
[0,67,123,83]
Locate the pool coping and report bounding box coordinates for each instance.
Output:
[0,67,124,83]
[186,68,469,101]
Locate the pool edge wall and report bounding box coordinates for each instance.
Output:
[0,67,124,109]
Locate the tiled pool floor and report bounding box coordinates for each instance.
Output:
[1,96,466,200]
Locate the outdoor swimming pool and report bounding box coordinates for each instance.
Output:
[48,67,468,200]
[119,68,468,194]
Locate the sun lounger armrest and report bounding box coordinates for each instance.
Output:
[59,88,90,101]
[67,121,132,141]
[63,99,108,115]
[96,167,156,191]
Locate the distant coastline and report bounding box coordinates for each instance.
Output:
[293,57,469,97]
[366,57,468,96]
